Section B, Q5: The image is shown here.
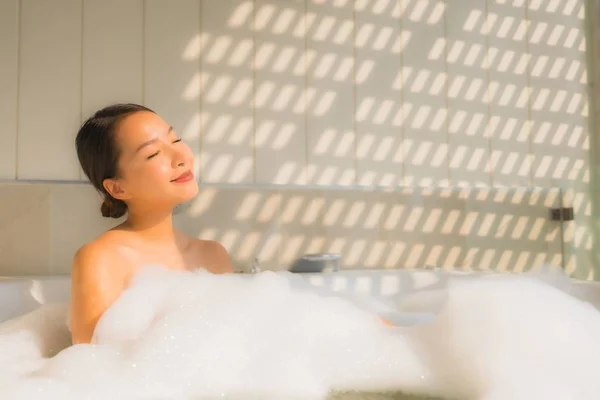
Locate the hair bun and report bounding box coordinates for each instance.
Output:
[101,195,127,219]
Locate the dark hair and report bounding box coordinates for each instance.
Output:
[76,103,155,218]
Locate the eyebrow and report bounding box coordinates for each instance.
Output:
[135,126,174,153]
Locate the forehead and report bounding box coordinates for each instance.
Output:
[115,111,169,152]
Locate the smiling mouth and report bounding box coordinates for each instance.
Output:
[171,171,194,183]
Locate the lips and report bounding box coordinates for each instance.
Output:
[171,170,194,183]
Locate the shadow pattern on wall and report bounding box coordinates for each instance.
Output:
[174,185,563,274]
[0,0,591,277]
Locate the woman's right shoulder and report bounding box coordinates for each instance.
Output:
[72,232,127,277]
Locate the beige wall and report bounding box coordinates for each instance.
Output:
[0,0,594,278]
[0,183,563,276]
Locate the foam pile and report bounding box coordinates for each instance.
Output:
[0,265,599,399]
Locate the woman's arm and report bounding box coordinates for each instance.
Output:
[69,243,127,344]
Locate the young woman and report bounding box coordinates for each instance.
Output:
[70,103,232,344]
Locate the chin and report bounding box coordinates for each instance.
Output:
[175,180,199,202]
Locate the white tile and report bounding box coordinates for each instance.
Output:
[401,0,448,186]
[464,187,562,272]
[278,189,389,271]
[528,110,589,189]
[18,0,82,180]
[200,0,254,183]
[487,0,531,187]
[306,0,355,186]
[280,189,385,269]
[376,187,563,272]
[81,0,143,119]
[318,190,383,269]
[528,1,589,189]
[0,184,51,276]
[560,186,593,279]
[81,0,143,181]
[446,0,490,187]
[379,188,468,270]
[355,0,403,188]
[254,0,307,184]
[278,189,327,268]
[144,0,202,177]
[275,188,481,272]
[525,1,591,278]
[0,0,18,179]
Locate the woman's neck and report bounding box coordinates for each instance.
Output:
[124,206,177,243]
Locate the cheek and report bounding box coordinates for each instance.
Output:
[131,160,171,186]
[181,143,196,163]
[150,161,172,181]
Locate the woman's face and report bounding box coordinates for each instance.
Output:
[108,111,198,210]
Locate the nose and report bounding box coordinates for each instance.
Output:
[171,146,187,169]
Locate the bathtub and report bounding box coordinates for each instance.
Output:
[2,268,600,400]
[3,267,600,323]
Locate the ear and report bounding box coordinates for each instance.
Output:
[102,178,132,201]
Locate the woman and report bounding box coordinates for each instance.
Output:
[70,103,232,344]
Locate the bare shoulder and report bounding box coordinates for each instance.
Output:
[73,227,132,265]
[73,240,110,269]
[71,234,131,284]
[70,235,132,344]
[73,232,117,266]
[191,239,233,274]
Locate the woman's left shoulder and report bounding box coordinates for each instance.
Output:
[195,239,229,257]
[190,238,233,273]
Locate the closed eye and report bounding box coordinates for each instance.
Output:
[146,138,181,159]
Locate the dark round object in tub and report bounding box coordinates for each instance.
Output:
[290,258,325,273]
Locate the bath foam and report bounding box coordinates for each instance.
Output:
[405,275,600,399]
[1,266,600,399]
[0,267,429,399]
[0,303,71,388]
